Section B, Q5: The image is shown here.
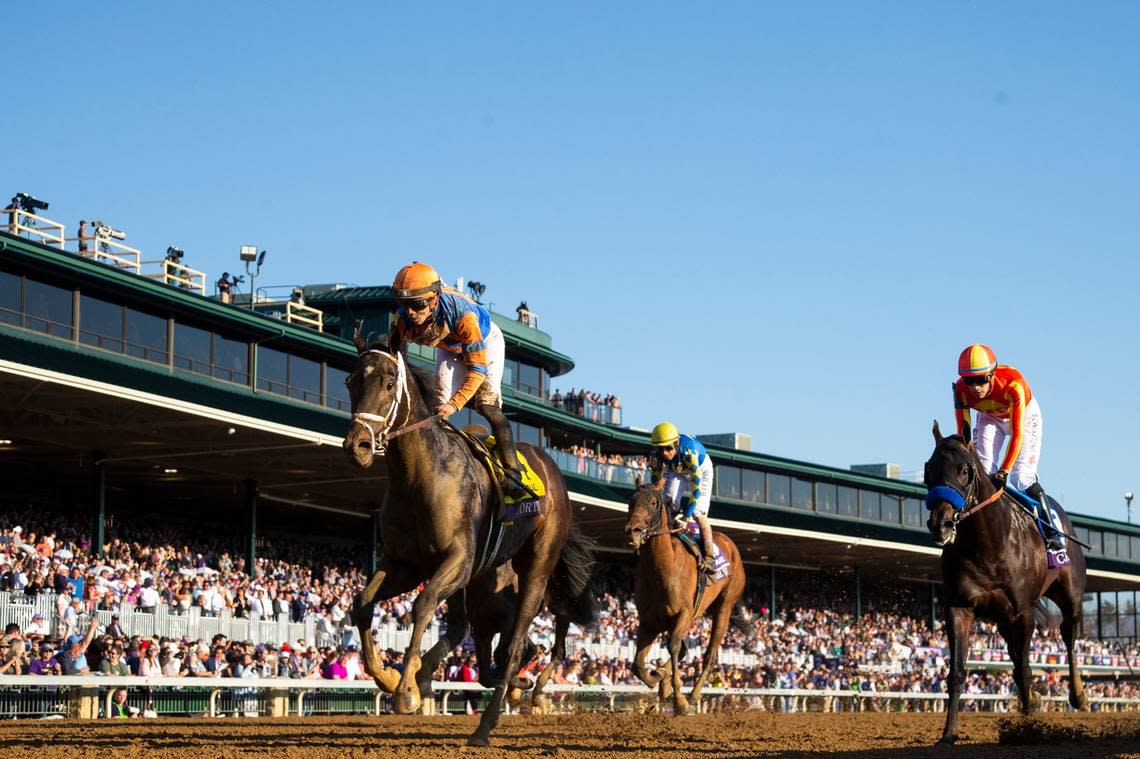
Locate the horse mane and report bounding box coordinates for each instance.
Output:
[405,361,439,404]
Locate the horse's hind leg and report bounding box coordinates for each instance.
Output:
[1046,577,1088,710]
[416,588,470,700]
[999,611,1039,714]
[532,611,569,712]
[667,615,693,716]
[469,561,551,747]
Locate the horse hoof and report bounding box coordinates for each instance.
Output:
[1071,694,1089,711]
[938,735,958,745]
[466,734,490,748]
[393,691,420,715]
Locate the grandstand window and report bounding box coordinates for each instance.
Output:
[767,474,790,507]
[514,421,541,447]
[1101,596,1118,637]
[213,335,249,385]
[124,308,167,363]
[289,355,321,403]
[814,482,836,513]
[903,497,924,529]
[717,466,742,499]
[325,366,351,412]
[24,279,73,338]
[1102,531,1118,559]
[837,486,858,517]
[518,362,542,397]
[742,469,765,504]
[880,494,900,525]
[1132,536,1140,563]
[1086,530,1102,555]
[79,294,124,353]
[1081,593,1097,635]
[257,347,289,394]
[791,478,813,510]
[502,359,516,387]
[173,322,212,374]
[859,490,881,521]
[0,270,19,325]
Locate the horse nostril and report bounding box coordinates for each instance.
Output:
[354,441,371,453]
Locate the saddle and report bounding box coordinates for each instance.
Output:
[1006,487,1072,569]
[447,422,549,577]
[675,524,731,582]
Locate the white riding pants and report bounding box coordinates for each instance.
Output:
[662,459,714,519]
[973,397,1042,491]
[435,323,505,409]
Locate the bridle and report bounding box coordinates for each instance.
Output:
[348,349,423,457]
[925,449,1006,529]
[632,488,684,543]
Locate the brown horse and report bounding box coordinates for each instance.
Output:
[624,484,746,714]
[925,421,1088,744]
[342,340,593,746]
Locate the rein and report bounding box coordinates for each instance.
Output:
[955,486,1005,523]
[350,350,438,456]
[640,494,684,539]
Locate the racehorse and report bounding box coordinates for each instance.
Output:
[624,483,746,715]
[342,337,594,746]
[925,421,1088,744]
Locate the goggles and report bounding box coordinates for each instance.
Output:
[401,297,434,313]
[963,375,993,387]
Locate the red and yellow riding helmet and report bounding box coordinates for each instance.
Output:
[957,343,997,378]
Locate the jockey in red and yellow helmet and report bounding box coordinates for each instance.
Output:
[952,344,1060,552]
[387,262,528,499]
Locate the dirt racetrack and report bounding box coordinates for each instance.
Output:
[3,712,1138,758]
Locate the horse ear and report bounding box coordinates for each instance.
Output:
[634,474,643,488]
[932,420,943,443]
[961,421,972,446]
[352,321,368,354]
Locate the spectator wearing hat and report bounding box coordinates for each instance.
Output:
[59,616,99,675]
[24,612,49,639]
[28,644,61,676]
[105,614,125,640]
[138,578,160,614]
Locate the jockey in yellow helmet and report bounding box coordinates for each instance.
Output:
[387,262,528,499]
[650,422,717,573]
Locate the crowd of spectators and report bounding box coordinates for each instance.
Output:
[2,508,1138,707]
[550,387,622,425]
[552,445,651,483]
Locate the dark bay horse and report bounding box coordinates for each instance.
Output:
[342,341,593,746]
[624,484,746,714]
[925,421,1087,743]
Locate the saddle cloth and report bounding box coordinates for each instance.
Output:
[676,523,731,581]
[1007,488,1072,569]
[482,434,547,514]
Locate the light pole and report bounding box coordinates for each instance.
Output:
[240,246,267,310]
[1127,491,1134,525]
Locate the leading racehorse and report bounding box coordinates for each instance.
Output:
[342,337,593,746]
[925,421,1087,744]
[624,483,745,715]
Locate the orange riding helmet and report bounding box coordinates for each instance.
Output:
[957,343,997,378]
[392,262,442,300]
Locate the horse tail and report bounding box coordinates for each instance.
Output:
[730,604,752,635]
[549,523,597,626]
[1033,598,1060,633]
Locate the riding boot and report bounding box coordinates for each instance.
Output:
[696,514,717,574]
[480,403,533,503]
[1027,482,1065,552]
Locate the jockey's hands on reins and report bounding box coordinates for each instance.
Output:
[990,469,1008,488]
[435,402,457,419]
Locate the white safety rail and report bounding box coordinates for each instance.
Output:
[285,301,323,330]
[143,259,207,295]
[87,233,141,273]
[3,207,65,248]
[0,676,1136,720]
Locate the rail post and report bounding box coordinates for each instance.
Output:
[67,685,99,719]
[209,689,221,717]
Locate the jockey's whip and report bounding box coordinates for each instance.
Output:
[1009,499,1092,551]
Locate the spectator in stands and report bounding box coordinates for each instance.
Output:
[28,644,60,676]
[77,220,92,258]
[24,612,49,640]
[216,273,234,304]
[107,688,139,718]
[58,617,99,675]
[101,644,129,676]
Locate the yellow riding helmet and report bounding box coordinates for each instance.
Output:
[958,343,997,378]
[651,422,680,448]
[392,262,442,299]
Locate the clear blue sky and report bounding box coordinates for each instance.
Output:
[8,3,1139,522]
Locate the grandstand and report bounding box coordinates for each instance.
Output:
[1,203,1138,717]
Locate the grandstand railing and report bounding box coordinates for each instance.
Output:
[0,676,1135,719]
[545,447,646,486]
[3,207,65,248]
[144,258,207,295]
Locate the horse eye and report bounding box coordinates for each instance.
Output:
[386,380,395,391]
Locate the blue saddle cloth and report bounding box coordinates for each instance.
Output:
[1006,486,1072,568]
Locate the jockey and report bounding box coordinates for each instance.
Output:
[387,262,528,500]
[954,343,1062,552]
[649,422,717,573]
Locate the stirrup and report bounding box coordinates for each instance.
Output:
[501,467,537,500]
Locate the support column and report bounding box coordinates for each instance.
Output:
[854,567,862,619]
[92,451,106,559]
[769,565,777,621]
[1096,592,1103,640]
[245,479,258,578]
[369,506,381,576]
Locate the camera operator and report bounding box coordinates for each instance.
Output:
[217,272,234,304]
[165,247,190,289]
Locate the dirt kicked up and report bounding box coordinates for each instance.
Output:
[1,712,1138,759]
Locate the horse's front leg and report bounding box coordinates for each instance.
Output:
[667,614,693,716]
[415,588,469,699]
[940,604,975,744]
[393,550,471,714]
[999,611,1038,714]
[353,556,422,692]
[690,593,732,707]
[532,611,569,712]
[632,625,665,690]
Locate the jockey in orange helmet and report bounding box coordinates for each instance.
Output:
[387,262,528,499]
[953,344,1061,552]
